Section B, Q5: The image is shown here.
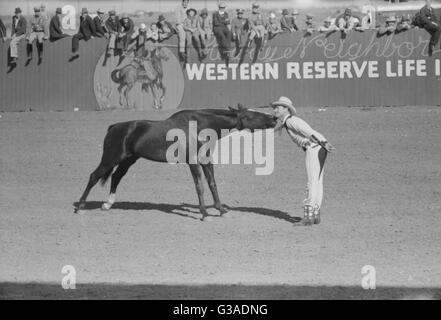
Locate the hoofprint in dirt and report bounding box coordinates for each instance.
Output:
[0,106,440,298]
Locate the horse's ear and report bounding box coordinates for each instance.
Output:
[228,106,238,113]
[237,103,246,111]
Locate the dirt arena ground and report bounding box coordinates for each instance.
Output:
[1,106,440,300]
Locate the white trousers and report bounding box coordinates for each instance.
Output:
[304,144,327,209]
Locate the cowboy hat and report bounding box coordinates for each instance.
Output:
[200,8,209,16]
[56,7,62,14]
[292,9,299,16]
[81,8,88,14]
[15,7,22,14]
[218,2,227,8]
[271,96,297,115]
[186,8,197,15]
[386,15,396,22]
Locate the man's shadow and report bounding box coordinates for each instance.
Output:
[73,201,302,225]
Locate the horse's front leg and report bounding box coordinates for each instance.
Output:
[201,163,228,215]
[189,164,208,220]
[158,80,166,107]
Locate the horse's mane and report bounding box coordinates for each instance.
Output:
[167,108,236,120]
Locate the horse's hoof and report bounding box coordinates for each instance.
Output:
[101,202,112,211]
[75,209,86,216]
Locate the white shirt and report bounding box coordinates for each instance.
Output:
[282,114,327,148]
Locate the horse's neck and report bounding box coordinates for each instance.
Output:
[202,113,238,133]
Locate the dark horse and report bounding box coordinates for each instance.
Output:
[75,105,277,220]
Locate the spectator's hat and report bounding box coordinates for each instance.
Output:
[97,8,104,14]
[122,13,129,19]
[269,12,277,19]
[139,23,147,31]
[236,8,245,14]
[270,96,297,115]
[186,8,197,15]
[386,15,396,22]
[401,14,411,22]
[56,7,62,14]
[81,8,88,14]
[109,10,116,16]
[158,14,166,21]
[218,2,227,8]
[252,3,260,9]
[34,7,41,12]
[15,7,22,14]
[200,8,209,16]
[324,16,333,23]
[292,9,299,15]
[282,9,289,15]
[306,13,314,19]
[344,8,352,15]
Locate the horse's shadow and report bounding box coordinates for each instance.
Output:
[73,201,302,224]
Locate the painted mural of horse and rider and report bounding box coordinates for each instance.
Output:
[110,46,169,110]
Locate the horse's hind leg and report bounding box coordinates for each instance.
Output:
[201,163,228,215]
[102,156,139,211]
[189,164,208,221]
[76,164,113,213]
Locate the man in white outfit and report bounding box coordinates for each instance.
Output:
[271,96,334,225]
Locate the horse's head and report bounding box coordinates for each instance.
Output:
[229,104,277,131]
[151,47,169,61]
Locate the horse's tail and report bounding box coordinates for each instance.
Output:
[99,123,119,185]
[100,168,114,186]
[111,69,123,84]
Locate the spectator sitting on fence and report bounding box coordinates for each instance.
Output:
[0,18,6,42]
[248,3,267,48]
[184,8,207,62]
[231,8,248,57]
[119,14,135,56]
[50,8,69,41]
[266,12,283,40]
[378,15,397,36]
[157,15,175,41]
[10,7,27,64]
[93,9,108,38]
[105,10,120,56]
[305,14,316,36]
[356,8,375,31]
[199,9,213,42]
[396,15,413,33]
[70,8,96,61]
[319,17,338,33]
[338,8,357,35]
[175,0,190,61]
[291,10,300,31]
[417,0,440,55]
[281,9,297,32]
[212,2,232,62]
[27,7,46,64]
